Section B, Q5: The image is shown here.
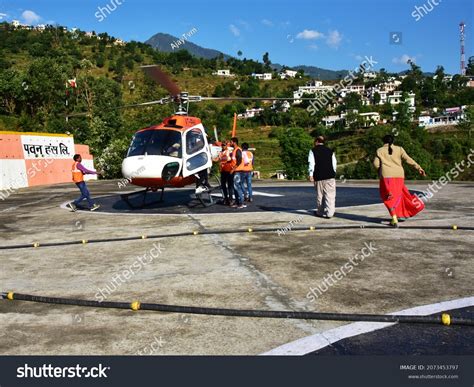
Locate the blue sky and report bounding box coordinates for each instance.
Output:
[1,0,472,74]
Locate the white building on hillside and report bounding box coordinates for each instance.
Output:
[252,73,273,80]
[293,80,334,104]
[418,115,462,128]
[279,69,298,79]
[213,69,235,77]
[339,84,365,98]
[11,20,30,29]
[237,108,265,119]
[367,87,388,105]
[379,80,402,92]
[114,38,126,46]
[388,91,415,112]
[363,71,377,79]
[359,112,380,127]
[347,84,365,94]
[322,114,345,127]
[272,100,291,112]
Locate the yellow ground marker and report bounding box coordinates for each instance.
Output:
[441,313,451,326]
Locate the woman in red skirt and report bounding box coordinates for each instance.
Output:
[373,135,426,227]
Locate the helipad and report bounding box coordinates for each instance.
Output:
[67,184,391,215]
[0,180,473,355]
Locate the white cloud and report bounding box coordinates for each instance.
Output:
[237,19,250,30]
[229,24,240,37]
[354,55,363,61]
[262,19,273,27]
[21,10,41,25]
[0,13,8,20]
[392,54,416,65]
[326,30,342,48]
[308,44,319,51]
[296,29,325,40]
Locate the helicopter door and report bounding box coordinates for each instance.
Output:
[182,127,212,177]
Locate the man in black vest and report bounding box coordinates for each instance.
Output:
[308,136,337,218]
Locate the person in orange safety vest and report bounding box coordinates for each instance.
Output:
[241,142,254,202]
[218,141,235,205]
[67,154,101,212]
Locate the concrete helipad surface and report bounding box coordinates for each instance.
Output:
[0,179,473,355]
[308,306,474,356]
[83,185,391,215]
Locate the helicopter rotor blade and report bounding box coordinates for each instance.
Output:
[141,65,181,97]
[65,99,169,118]
[200,97,317,101]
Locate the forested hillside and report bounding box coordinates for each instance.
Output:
[0,23,473,180]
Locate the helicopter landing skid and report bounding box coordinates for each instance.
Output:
[120,187,165,209]
[189,187,221,208]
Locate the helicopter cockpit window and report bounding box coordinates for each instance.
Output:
[127,130,182,158]
[127,130,153,157]
[146,130,182,157]
[186,129,205,155]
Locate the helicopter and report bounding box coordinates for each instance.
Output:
[80,65,316,207]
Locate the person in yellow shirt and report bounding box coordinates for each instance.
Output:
[373,134,426,227]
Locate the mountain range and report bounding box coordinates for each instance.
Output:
[145,32,349,80]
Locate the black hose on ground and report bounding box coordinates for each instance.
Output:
[0,225,471,251]
[2,292,472,326]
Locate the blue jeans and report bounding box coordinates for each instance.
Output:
[74,181,94,208]
[243,172,252,199]
[233,172,245,205]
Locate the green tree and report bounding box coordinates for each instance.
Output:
[262,52,271,70]
[277,127,313,179]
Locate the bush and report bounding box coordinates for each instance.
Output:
[95,138,130,179]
